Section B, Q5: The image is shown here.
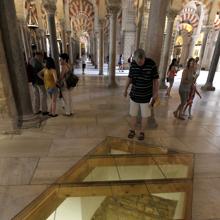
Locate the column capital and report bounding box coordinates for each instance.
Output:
[99,19,105,30]
[108,6,120,15]
[99,19,105,25]
[43,0,56,15]
[66,30,71,36]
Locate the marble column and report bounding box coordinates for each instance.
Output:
[145,0,169,66]
[180,32,191,66]
[108,6,120,87]
[99,19,105,75]
[135,0,144,49]
[43,1,60,76]
[188,34,197,58]
[201,31,220,91]
[200,26,211,65]
[0,0,40,128]
[93,32,98,68]
[66,31,73,64]
[60,19,67,53]
[159,10,177,89]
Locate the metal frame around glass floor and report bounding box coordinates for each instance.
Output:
[13,136,194,220]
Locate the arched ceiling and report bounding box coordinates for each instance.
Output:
[15,0,220,37]
[69,0,94,37]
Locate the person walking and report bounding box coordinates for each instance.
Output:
[118,54,124,72]
[166,58,178,97]
[173,58,195,120]
[30,52,48,115]
[183,76,202,119]
[124,49,159,140]
[59,53,74,116]
[81,53,86,74]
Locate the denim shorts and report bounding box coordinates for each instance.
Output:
[47,87,58,95]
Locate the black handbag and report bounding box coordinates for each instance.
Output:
[65,70,79,89]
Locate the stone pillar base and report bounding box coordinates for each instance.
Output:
[108,81,118,88]
[19,114,41,129]
[201,83,215,91]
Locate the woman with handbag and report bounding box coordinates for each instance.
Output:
[59,53,74,116]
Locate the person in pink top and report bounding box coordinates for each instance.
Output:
[166,58,178,97]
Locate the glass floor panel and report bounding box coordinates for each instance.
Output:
[13,137,194,220]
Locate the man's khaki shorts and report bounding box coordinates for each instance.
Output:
[129,99,150,118]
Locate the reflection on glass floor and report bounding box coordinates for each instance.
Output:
[13,136,194,220]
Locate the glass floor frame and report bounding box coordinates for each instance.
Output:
[13,136,194,220]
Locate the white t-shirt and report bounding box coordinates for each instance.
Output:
[81,55,86,64]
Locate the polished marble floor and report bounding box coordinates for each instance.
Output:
[1,65,220,219]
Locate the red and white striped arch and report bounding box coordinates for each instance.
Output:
[69,0,94,35]
[179,11,200,28]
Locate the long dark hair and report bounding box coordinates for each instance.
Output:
[46,57,56,69]
[168,58,177,71]
[187,58,195,69]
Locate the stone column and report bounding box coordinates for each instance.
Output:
[93,32,98,68]
[200,26,211,65]
[60,19,67,53]
[188,35,197,58]
[135,0,144,49]
[0,0,40,128]
[201,31,220,91]
[43,1,60,76]
[180,31,191,66]
[159,10,177,88]
[145,0,169,66]
[66,31,73,64]
[99,19,105,75]
[108,6,120,87]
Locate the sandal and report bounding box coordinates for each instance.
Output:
[128,130,135,139]
[138,132,145,141]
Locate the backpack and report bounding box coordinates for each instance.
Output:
[65,70,79,89]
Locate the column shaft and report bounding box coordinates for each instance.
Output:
[47,13,60,75]
[202,31,220,91]
[99,20,104,75]
[0,0,40,128]
[200,27,211,66]
[135,0,144,49]
[159,11,176,88]
[145,0,169,66]
[109,8,119,87]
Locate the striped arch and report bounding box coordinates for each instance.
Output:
[69,0,94,36]
[179,11,200,28]
[181,0,213,23]
[214,12,220,30]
